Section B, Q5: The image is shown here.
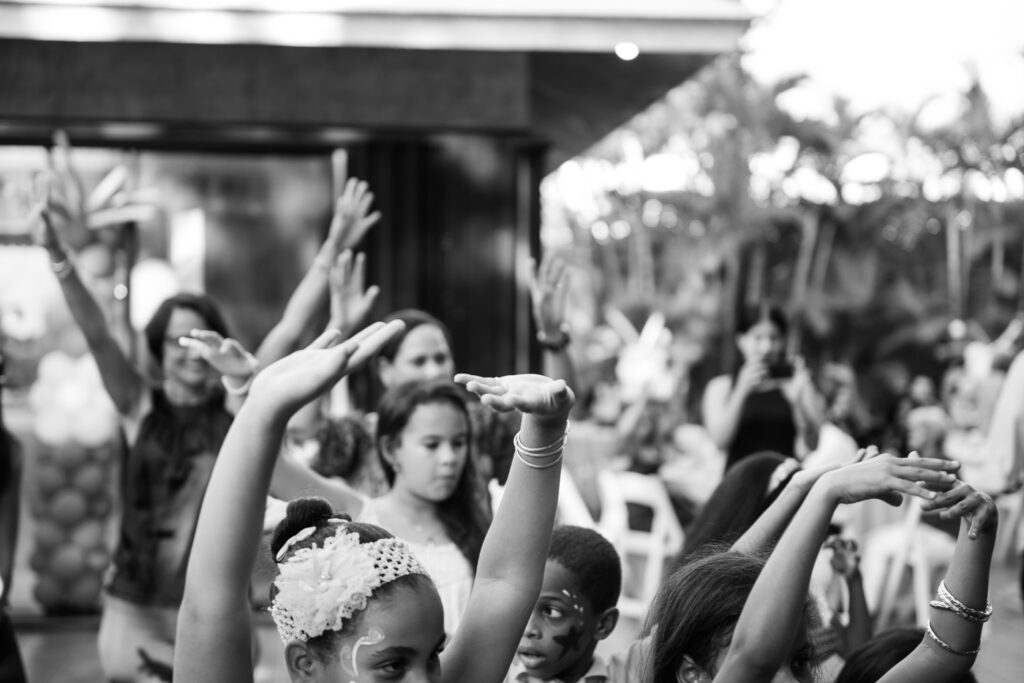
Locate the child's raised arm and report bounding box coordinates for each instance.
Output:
[174,322,402,683]
[443,373,574,683]
[716,454,961,683]
[879,481,997,682]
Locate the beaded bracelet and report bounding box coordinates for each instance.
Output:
[929,581,993,624]
[925,621,980,657]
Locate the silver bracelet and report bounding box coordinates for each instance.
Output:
[515,450,563,470]
[929,581,992,624]
[924,621,980,656]
[50,256,74,281]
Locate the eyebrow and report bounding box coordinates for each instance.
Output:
[368,646,417,663]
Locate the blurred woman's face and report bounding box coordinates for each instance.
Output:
[737,320,785,364]
[162,307,216,390]
[379,325,455,387]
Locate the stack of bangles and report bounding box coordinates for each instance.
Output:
[925,580,993,656]
[513,421,570,470]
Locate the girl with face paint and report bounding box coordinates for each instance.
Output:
[175,321,575,683]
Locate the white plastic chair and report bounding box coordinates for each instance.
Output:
[596,469,685,622]
[863,495,956,629]
[487,467,597,529]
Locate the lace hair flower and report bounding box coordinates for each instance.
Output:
[270,527,429,643]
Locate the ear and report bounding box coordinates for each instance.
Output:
[676,655,707,683]
[593,606,619,641]
[379,435,399,468]
[284,641,320,681]
[377,356,394,387]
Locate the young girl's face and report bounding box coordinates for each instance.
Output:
[387,402,469,503]
[318,581,446,683]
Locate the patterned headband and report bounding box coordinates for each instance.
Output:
[271,526,429,643]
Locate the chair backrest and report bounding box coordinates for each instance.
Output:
[596,470,684,621]
[487,467,597,530]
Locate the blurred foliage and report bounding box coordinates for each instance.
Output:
[544,54,1024,426]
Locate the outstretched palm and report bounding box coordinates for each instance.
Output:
[251,322,403,416]
[180,330,258,378]
[455,373,574,421]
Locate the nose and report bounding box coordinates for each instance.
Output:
[524,613,542,639]
[436,443,460,467]
[422,360,447,380]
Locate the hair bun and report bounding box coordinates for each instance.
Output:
[270,497,349,557]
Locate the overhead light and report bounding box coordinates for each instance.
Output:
[614,42,640,61]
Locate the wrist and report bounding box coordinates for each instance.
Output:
[536,323,571,352]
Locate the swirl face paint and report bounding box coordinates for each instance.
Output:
[339,627,386,682]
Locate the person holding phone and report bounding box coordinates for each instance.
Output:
[702,304,825,470]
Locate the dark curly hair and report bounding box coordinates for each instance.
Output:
[547,525,621,613]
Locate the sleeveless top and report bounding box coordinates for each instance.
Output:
[357,498,473,635]
[726,386,797,470]
[107,388,233,606]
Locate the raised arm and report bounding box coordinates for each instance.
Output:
[529,255,578,393]
[879,481,997,683]
[728,458,842,556]
[36,208,143,414]
[253,178,380,367]
[174,322,403,683]
[716,454,961,683]
[443,373,575,683]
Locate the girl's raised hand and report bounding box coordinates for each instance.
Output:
[250,321,404,417]
[817,452,961,507]
[455,373,574,422]
[179,330,259,379]
[921,480,998,539]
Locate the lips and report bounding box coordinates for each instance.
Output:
[516,647,546,670]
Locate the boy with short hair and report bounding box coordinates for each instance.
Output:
[508,525,622,683]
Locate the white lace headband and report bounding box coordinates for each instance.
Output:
[270,526,430,643]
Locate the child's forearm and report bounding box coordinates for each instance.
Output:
[730,473,814,556]
[929,517,995,656]
[185,400,288,602]
[477,412,564,584]
[722,482,837,677]
[842,571,872,655]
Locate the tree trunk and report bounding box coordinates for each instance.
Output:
[788,206,821,352]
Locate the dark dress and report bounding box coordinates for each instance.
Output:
[107,388,233,606]
[725,386,797,470]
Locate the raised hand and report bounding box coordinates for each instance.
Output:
[250,321,404,418]
[179,330,259,379]
[455,373,574,422]
[825,537,861,579]
[323,177,381,255]
[528,254,570,340]
[328,250,380,334]
[817,451,961,507]
[921,480,998,539]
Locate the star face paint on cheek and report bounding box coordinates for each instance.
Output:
[553,624,584,657]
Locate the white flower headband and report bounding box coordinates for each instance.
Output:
[271,524,429,643]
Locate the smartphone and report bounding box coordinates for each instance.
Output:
[766,361,794,380]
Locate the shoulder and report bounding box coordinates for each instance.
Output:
[704,375,733,400]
